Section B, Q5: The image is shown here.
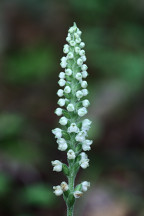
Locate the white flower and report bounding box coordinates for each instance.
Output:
[79,50,85,56]
[70,40,76,46]
[51,160,63,172]
[55,108,63,116]
[82,140,93,151]
[75,131,87,142]
[75,47,80,53]
[82,99,90,107]
[80,152,88,160]
[82,71,88,78]
[81,81,87,88]
[58,79,66,87]
[76,38,81,43]
[59,116,68,125]
[60,57,67,68]
[64,86,71,94]
[82,119,92,131]
[77,58,83,66]
[82,89,88,96]
[59,72,65,79]
[67,52,74,59]
[74,33,79,38]
[81,181,90,192]
[65,69,72,76]
[61,182,69,191]
[53,185,63,196]
[66,36,71,43]
[69,26,76,33]
[57,98,65,107]
[57,138,68,151]
[76,90,83,99]
[67,123,79,133]
[78,107,87,117]
[67,149,76,160]
[77,29,82,36]
[81,64,88,71]
[79,158,89,169]
[80,42,85,48]
[57,89,64,97]
[52,128,62,139]
[81,55,86,62]
[75,73,82,81]
[67,104,75,112]
[63,44,69,54]
[73,191,83,198]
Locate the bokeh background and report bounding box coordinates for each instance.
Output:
[0,0,144,215]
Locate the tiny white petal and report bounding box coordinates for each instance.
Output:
[67,52,74,59]
[67,123,79,133]
[74,191,83,198]
[65,69,72,76]
[64,86,71,94]
[76,90,83,99]
[70,40,76,46]
[55,108,63,116]
[75,47,81,53]
[57,98,65,107]
[59,72,65,79]
[67,149,76,160]
[79,50,85,56]
[59,116,68,125]
[51,160,63,172]
[61,182,69,191]
[82,71,88,78]
[57,89,64,97]
[81,181,90,192]
[58,79,66,87]
[81,64,88,71]
[53,185,63,196]
[77,58,83,66]
[82,89,88,96]
[78,107,87,117]
[80,42,85,48]
[82,99,90,107]
[75,73,82,81]
[81,81,88,88]
[67,104,75,112]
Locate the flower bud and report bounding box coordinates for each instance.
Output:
[57,89,64,97]
[78,107,87,117]
[58,79,66,87]
[67,104,75,112]
[59,116,68,125]
[57,98,65,107]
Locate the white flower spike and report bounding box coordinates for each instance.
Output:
[51,22,92,216]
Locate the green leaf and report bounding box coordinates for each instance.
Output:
[67,193,75,207]
[74,184,82,192]
[62,164,69,176]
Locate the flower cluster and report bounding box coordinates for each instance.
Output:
[52,22,92,210]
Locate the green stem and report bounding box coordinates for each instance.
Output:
[67,163,75,216]
[67,205,74,216]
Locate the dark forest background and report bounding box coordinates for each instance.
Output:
[0,0,144,215]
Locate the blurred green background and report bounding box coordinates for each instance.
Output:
[0,0,144,215]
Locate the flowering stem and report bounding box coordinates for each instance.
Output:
[52,22,92,216]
